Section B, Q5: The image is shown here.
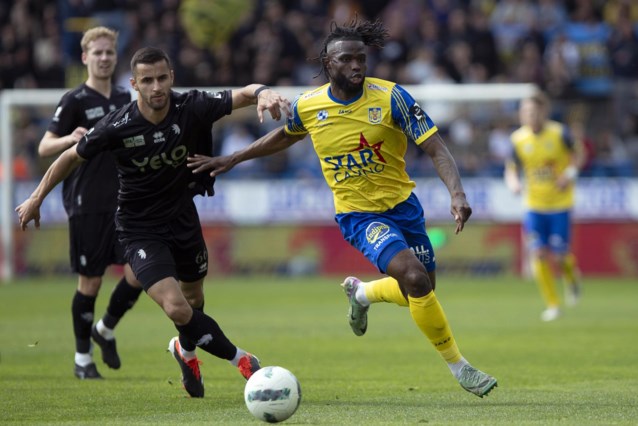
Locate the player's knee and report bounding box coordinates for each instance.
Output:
[402,269,432,296]
[163,300,193,325]
[78,276,102,296]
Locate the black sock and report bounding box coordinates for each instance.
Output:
[72,291,96,354]
[179,303,204,352]
[175,309,236,360]
[102,278,143,329]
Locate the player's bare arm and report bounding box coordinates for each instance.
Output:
[420,131,472,234]
[38,128,88,157]
[504,160,523,194]
[15,146,85,230]
[231,85,292,123]
[188,128,303,177]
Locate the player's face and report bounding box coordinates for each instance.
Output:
[82,37,117,80]
[325,40,367,97]
[131,60,174,111]
[519,99,546,129]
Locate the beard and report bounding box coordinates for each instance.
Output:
[331,73,364,97]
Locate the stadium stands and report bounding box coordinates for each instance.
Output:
[1,0,636,178]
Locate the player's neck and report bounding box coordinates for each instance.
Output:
[85,77,112,98]
[329,84,362,102]
[137,100,169,125]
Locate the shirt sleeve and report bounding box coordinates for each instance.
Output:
[191,89,233,124]
[48,91,80,136]
[562,125,574,150]
[390,84,438,145]
[75,115,112,160]
[284,96,308,136]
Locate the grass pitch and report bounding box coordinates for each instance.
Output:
[1,274,637,425]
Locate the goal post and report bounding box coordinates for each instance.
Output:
[0,83,538,282]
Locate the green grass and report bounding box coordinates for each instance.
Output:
[1,275,637,425]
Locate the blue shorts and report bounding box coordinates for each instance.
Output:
[524,210,571,254]
[335,193,435,274]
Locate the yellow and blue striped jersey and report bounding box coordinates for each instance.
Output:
[510,120,575,211]
[284,77,438,213]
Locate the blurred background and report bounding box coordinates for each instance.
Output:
[1,0,637,280]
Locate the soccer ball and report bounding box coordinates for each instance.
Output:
[244,366,301,423]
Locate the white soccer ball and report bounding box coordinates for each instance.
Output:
[244,366,301,423]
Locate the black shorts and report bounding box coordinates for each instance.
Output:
[69,213,125,276]
[118,204,208,291]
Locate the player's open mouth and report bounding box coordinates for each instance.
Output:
[351,75,363,83]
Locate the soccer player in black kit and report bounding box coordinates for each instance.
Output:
[16,46,292,398]
[37,26,143,380]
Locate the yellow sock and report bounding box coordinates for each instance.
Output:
[364,277,409,307]
[561,253,579,285]
[531,257,559,308]
[408,293,462,363]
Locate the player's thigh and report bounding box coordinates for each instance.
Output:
[170,210,208,283]
[69,214,120,276]
[547,210,571,253]
[388,192,436,271]
[523,210,550,250]
[122,236,177,291]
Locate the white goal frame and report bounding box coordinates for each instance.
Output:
[0,83,538,281]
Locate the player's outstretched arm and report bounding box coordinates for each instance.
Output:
[420,132,472,234]
[188,128,303,177]
[15,146,84,230]
[38,128,88,158]
[231,85,292,123]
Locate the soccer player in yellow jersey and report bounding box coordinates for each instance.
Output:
[505,92,584,322]
[188,17,497,398]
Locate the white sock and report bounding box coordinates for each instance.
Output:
[229,348,247,367]
[180,346,197,361]
[355,282,370,307]
[75,352,93,367]
[448,357,469,379]
[95,319,114,340]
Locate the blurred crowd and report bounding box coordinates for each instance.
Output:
[2,0,638,180]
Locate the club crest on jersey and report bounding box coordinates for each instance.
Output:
[317,110,328,121]
[368,107,382,124]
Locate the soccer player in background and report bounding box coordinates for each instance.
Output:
[188,17,498,398]
[17,46,292,397]
[37,26,143,379]
[505,92,584,322]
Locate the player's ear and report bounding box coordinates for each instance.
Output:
[129,76,138,91]
[81,51,88,65]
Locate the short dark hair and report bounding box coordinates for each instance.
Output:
[317,16,388,78]
[130,47,172,75]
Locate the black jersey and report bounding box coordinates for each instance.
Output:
[76,89,232,229]
[48,84,131,217]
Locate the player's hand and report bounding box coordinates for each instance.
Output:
[450,192,472,234]
[15,197,42,231]
[70,127,88,144]
[256,89,292,123]
[187,154,235,177]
